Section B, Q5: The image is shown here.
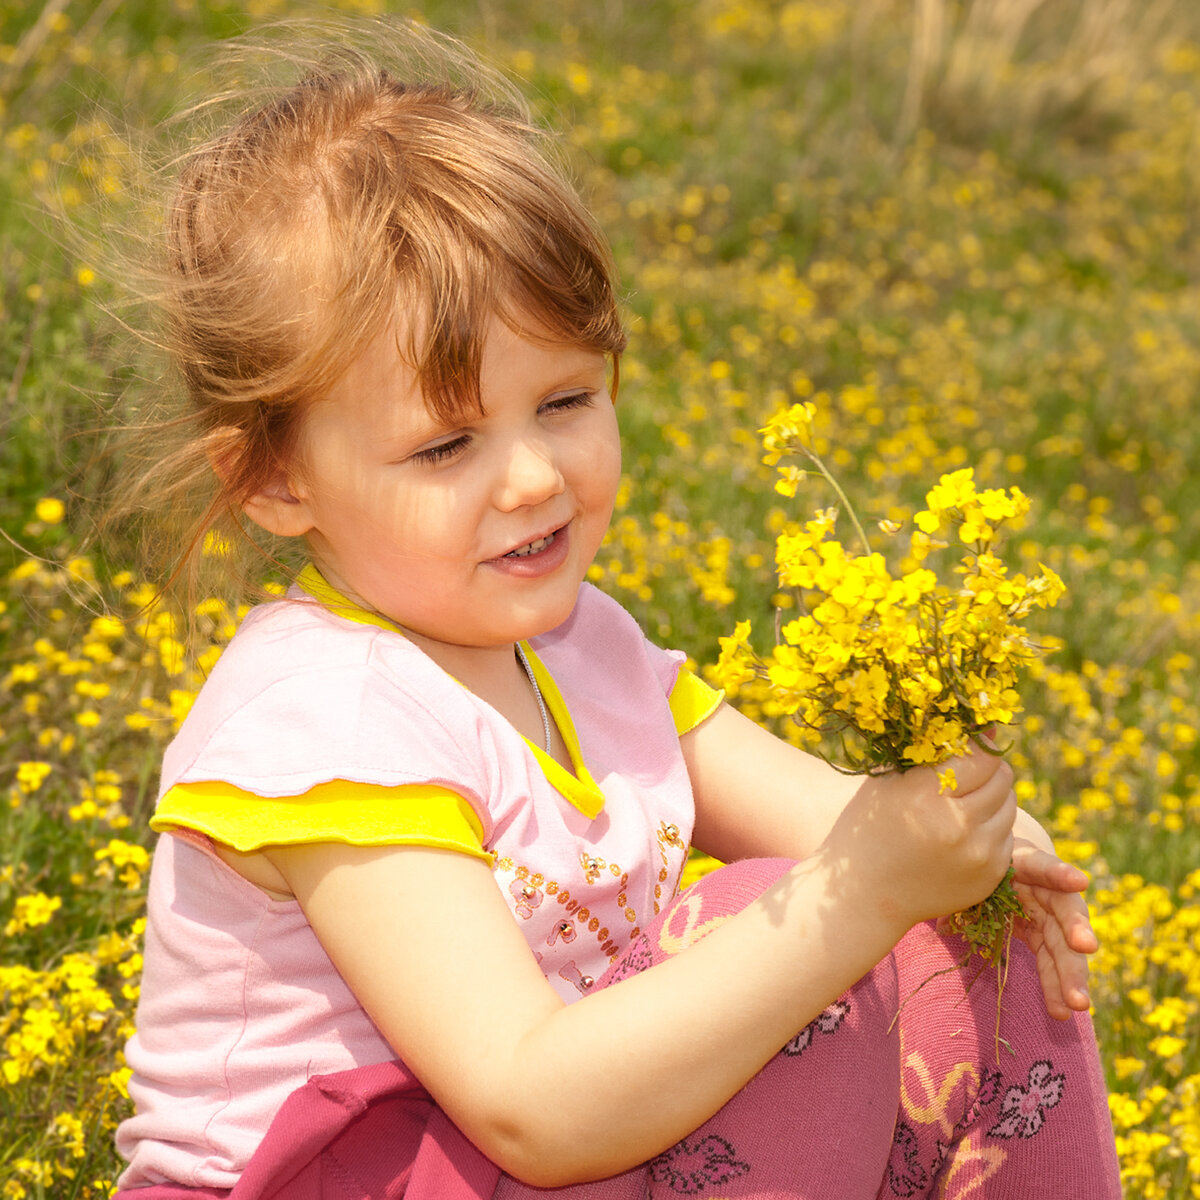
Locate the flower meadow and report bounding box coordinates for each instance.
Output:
[2,0,1199,1195]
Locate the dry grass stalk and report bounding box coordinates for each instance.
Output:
[861,0,1194,147]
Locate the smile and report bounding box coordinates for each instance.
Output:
[505,532,557,558]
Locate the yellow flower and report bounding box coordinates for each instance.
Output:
[729,419,1062,804]
[713,620,756,693]
[53,1113,86,1158]
[773,466,805,497]
[1112,1056,1145,1081]
[202,529,233,557]
[923,468,978,515]
[760,401,817,465]
[1029,565,1066,606]
[15,762,52,793]
[89,614,126,640]
[1143,996,1192,1031]
[1148,1034,1187,1059]
[34,497,65,524]
[94,839,151,890]
[4,893,63,936]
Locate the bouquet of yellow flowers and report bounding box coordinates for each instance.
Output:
[715,401,1066,970]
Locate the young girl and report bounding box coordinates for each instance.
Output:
[113,20,1120,1199]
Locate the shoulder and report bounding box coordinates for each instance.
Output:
[161,598,491,797]
[186,594,435,706]
[534,582,651,649]
[533,584,685,698]
[206,593,366,665]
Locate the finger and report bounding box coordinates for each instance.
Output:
[1018,881,1099,956]
[962,790,1017,892]
[1016,890,1093,1012]
[1040,911,1092,1010]
[943,747,1013,798]
[1035,943,1072,1021]
[1058,895,1100,955]
[1012,912,1070,1019]
[1011,844,1089,893]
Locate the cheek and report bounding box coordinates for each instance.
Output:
[598,444,622,506]
[365,484,472,562]
[581,415,623,500]
[602,439,623,508]
[567,445,619,512]
[324,465,415,526]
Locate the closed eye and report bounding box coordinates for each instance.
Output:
[540,391,595,416]
[410,434,470,466]
[408,391,595,464]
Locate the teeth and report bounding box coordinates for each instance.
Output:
[506,534,554,558]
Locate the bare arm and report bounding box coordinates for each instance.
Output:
[683,701,861,863]
[268,744,1014,1187]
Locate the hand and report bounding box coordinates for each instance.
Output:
[1009,838,1097,1020]
[837,748,1017,933]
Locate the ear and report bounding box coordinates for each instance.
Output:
[241,474,315,538]
[204,426,315,539]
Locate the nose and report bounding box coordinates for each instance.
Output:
[495,433,566,511]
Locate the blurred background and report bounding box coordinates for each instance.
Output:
[1,1,1198,1194]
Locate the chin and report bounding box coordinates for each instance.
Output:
[519,594,582,641]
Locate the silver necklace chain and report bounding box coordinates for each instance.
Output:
[515,642,553,754]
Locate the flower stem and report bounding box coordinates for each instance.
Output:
[798,444,873,557]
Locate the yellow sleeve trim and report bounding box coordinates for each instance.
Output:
[152,779,493,864]
[669,667,725,735]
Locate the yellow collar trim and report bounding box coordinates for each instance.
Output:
[517,642,605,819]
[296,564,404,635]
[294,564,605,819]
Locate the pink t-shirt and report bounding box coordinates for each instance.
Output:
[117,584,702,1189]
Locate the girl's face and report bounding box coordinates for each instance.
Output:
[283,313,621,662]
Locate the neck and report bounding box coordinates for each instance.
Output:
[406,632,561,762]
[402,628,520,691]
[299,562,556,756]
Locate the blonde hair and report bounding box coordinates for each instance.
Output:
[113,18,625,608]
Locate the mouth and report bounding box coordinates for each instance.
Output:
[503,529,560,558]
